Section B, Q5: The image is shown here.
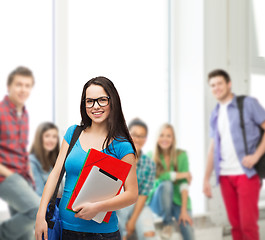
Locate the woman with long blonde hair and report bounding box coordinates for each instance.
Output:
[148,124,194,240]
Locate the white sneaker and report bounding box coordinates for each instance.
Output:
[161,225,173,239]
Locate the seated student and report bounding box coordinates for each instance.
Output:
[148,123,194,240]
[0,66,39,240]
[29,122,60,196]
[117,118,157,240]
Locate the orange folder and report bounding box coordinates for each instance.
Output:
[66,148,132,223]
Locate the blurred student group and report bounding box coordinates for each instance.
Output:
[0,65,265,240]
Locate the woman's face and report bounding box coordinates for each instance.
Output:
[85,84,110,125]
[42,128,58,152]
[158,127,174,151]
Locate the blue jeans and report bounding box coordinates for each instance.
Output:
[116,204,157,240]
[149,181,194,240]
[0,173,40,240]
[62,229,121,240]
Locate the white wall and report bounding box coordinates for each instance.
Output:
[170,0,205,215]
[0,0,53,212]
[65,0,169,152]
[204,0,250,225]
[0,1,54,145]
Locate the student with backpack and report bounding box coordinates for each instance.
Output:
[203,69,265,240]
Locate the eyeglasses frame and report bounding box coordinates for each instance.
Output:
[84,96,110,108]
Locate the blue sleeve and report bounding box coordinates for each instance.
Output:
[29,154,45,197]
[209,112,215,138]
[245,97,265,126]
[64,125,77,144]
[116,141,135,159]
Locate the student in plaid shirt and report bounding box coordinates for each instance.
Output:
[117,118,157,240]
[0,66,40,240]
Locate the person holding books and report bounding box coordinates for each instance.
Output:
[35,76,138,240]
[29,122,60,196]
[148,123,194,240]
[117,118,157,240]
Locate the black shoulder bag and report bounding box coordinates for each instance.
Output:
[237,96,265,179]
[43,125,83,240]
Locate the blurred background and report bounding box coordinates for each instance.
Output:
[0,0,265,238]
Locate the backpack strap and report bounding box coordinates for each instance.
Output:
[50,125,84,204]
[236,96,248,155]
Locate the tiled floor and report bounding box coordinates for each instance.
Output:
[153,223,222,240]
[1,201,265,240]
[154,226,223,240]
[152,216,265,240]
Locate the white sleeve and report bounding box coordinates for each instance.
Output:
[179,182,189,192]
[170,171,177,181]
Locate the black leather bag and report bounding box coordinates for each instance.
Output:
[237,96,265,179]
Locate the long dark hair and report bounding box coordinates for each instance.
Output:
[30,122,60,171]
[80,76,136,154]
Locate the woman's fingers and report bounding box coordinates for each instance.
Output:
[43,229,48,240]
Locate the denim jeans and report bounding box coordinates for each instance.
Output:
[149,181,194,240]
[0,173,40,240]
[116,204,157,240]
[62,229,121,240]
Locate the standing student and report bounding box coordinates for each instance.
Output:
[203,69,265,240]
[30,122,60,196]
[35,76,138,240]
[0,66,40,240]
[148,124,194,240]
[117,118,157,240]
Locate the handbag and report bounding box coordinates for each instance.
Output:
[43,125,83,240]
[237,96,265,179]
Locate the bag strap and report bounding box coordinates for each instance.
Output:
[236,96,248,155]
[50,125,83,204]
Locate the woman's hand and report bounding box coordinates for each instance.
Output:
[178,209,193,227]
[185,172,192,184]
[73,202,100,220]
[35,215,48,240]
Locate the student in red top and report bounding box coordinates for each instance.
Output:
[0,66,40,240]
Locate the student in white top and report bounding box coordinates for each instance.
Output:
[218,101,244,175]
[203,69,265,240]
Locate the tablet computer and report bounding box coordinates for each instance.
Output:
[72,165,123,223]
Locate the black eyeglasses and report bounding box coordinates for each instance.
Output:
[84,96,110,108]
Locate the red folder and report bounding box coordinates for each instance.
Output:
[66,148,132,223]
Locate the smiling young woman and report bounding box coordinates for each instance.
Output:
[35,76,138,240]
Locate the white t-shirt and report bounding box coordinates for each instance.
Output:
[218,101,244,175]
